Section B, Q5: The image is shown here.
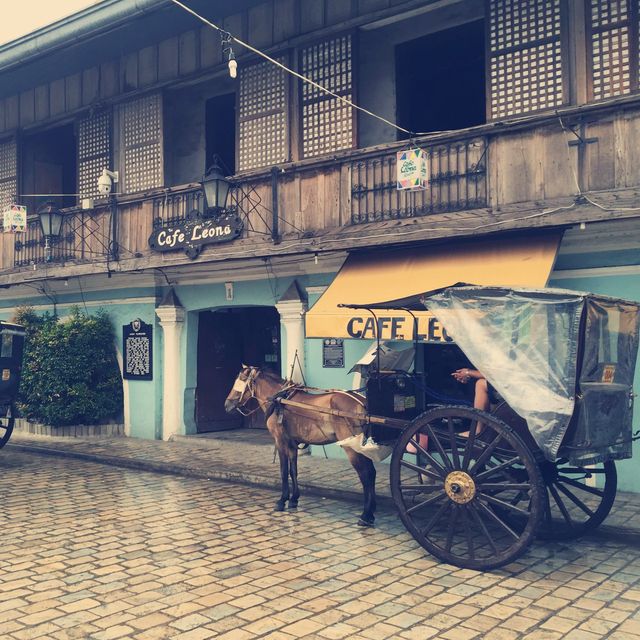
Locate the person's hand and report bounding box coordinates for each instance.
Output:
[452,368,471,383]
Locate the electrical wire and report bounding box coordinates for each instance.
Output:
[168,0,415,136]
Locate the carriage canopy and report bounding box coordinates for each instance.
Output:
[350,285,640,462]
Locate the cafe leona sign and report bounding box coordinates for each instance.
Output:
[148,210,243,259]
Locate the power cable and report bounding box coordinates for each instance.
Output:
[168,0,416,136]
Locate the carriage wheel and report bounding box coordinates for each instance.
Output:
[0,403,15,449]
[537,460,617,540]
[390,406,544,571]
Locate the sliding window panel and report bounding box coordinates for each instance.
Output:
[238,56,289,171]
[488,0,566,119]
[119,93,164,194]
[0,138,17,212]
[300,33,354,159]
[587,0,636,100]
[78,109,112,201]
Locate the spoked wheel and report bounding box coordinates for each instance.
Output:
[0,403,15,448]
[390,406,545,570]
[537,459,617,540]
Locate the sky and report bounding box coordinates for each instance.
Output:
[0,0,102,46]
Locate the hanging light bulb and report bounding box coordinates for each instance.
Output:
[228,50,237,79]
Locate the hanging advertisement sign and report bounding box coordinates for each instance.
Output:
[3,204,27,233]
[396,148,428,191]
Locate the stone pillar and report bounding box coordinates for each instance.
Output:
[276,283,307,382]
[156,290,185,440]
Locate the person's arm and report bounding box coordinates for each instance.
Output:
[451,368,484,384]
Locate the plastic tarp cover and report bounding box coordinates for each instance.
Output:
[424,287,585,461]
[569,298,640,464]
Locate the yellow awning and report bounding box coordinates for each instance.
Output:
[305,233,561,342]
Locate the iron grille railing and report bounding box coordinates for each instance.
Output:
[151,187,252,234]
[350,138,488,224]
[14,218,77,266]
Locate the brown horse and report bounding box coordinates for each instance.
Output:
[224,365,377,526]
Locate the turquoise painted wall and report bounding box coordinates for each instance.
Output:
[0,287,161,439]
[550,271,640,493]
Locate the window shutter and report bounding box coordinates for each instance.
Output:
[78,110,112,200]
[300,34,354,158]
[588,0,635,100]
[238,57,289,171]
[119,93,164,193]
[0,138,17,212]
[488,0,565,119]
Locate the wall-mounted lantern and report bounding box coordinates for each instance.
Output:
[201,156,231,216]
[37,202,64,262]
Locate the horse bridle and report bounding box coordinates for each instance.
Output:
[234,367,264,417]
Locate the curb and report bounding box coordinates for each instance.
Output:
[8,442,640,547]
[6,442,396,510]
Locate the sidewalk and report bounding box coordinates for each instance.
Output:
[7,429,640,542]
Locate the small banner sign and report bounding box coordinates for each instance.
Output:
[396,148,428,191]
[148,211,243,259]
[3,204,27,233]
[322,338,345,368]
[123,319,153,381]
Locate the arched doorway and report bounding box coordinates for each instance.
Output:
[196,306,281,432]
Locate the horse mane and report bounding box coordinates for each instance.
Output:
[256,368,285,384]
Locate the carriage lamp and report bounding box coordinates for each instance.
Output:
[201,156,231,216]
[37,202,64,262]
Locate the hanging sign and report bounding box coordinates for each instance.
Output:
[322,338,345,368]
[123,319,153,380]
[148,210,243,259]
[3,204,27,233]
[396,149,428,191]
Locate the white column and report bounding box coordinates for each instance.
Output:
[276,300,307,383]
[156,305,185,440]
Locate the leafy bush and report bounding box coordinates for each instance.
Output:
[15,306,123,427]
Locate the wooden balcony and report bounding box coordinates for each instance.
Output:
[4,98,640,276]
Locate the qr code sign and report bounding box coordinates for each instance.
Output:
[126,336,150,376]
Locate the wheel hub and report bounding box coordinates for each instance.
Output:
[444,471,476,504]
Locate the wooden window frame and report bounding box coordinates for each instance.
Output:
[0,136,18,212]
[237,52,291,172]
[585,0,639,101]
[115,92,164,195]
[486,0,569,120]
[297,30,357,160]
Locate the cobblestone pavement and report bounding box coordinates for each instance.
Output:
[1,450,640,640]
[8,432,640,536]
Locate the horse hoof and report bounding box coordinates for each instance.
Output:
[274,503,286,512]
[288,502,298,510]
[357,518,375,528]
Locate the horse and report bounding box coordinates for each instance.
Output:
[224,365,377,526]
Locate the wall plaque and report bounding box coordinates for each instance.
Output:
[123,319,153,380]
[322,338,344,368]
[148,210,243,259]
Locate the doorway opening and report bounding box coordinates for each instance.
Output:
[22,123,77,214]
[205,93,236,175]
[196,306,281,432]
[395,19,486,138]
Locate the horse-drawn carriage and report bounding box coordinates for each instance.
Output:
[227,284,640,570]
[0,321,25,449]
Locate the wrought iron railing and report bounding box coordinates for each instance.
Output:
[13,209,116,266]
[14,218,76,266]
[350,138,488,224]
[151,185,268,236]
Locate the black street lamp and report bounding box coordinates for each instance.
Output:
[37,202,64,262]
[201,156,230,216]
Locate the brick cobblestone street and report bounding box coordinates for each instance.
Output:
[1,449,640,640]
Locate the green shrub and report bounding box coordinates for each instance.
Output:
[15,306,123,427]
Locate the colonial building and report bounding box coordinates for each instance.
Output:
[0,0,639,489]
